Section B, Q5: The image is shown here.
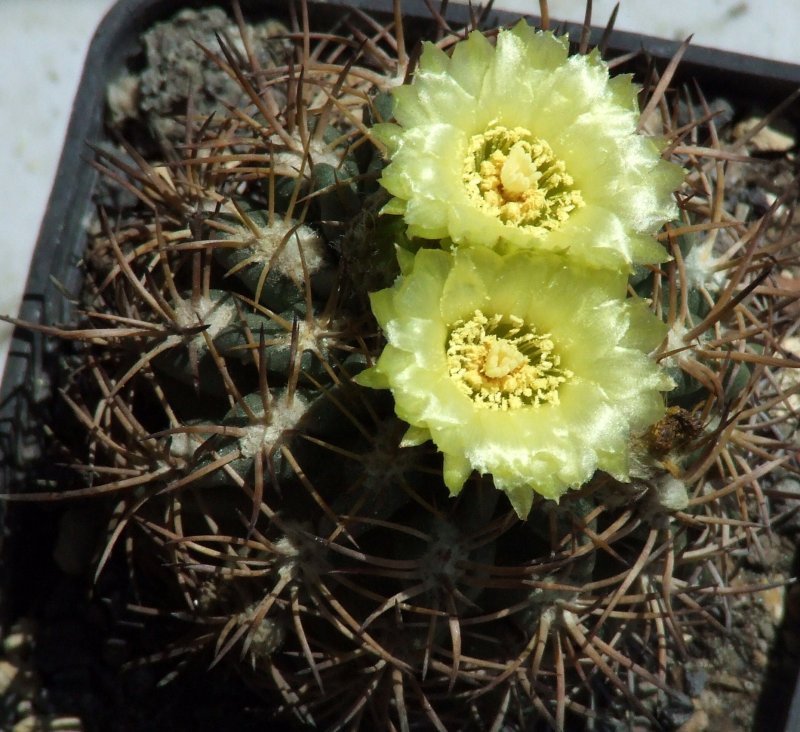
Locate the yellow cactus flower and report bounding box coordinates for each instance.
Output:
[355,247,673,517]
[374,21,685,272]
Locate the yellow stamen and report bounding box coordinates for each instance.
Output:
[463,126,584,232]
[447,310,572,410]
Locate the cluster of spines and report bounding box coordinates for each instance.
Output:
[5,1,798,731]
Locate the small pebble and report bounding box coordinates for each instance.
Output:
[3,630,31,657]
[733,117,796,152]
[685,668,708,697]
[12,716,84,732]
[637,681,658,695]
[677,709,709,732]
[758,618,776,643]
[760,585,786,624]
[711,673,754,693]
[0,659,19,695]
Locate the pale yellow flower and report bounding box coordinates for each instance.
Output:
[375,21,684,272]
[356,247,673,517]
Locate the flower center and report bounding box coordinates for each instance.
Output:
[463,126,584,231]
[446,310,572,410]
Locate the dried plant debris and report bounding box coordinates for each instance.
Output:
[1,1,799,731]
[107,8,293,142]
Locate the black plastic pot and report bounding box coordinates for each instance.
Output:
[0,0,798,729]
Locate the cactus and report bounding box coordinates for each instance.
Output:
[3,1,799,730]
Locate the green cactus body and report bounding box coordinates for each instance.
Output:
[21,5,796,732]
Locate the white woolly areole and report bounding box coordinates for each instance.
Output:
[662,321,690,369]
[293,319,323,354]
[683,238,726,292]
[168,431,198,460]
[273,535,301,562]
[235,219,325,285]
[272,136,344,178]
[174,295,236,349]
[275,317,337,359]
[653,474,690,511]
[238,393,309,459]
[237,602,286,663]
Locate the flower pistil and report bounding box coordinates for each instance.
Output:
[464,126,584,232]
[446,310,572,410]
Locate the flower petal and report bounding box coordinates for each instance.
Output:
[377,22,684,273]
[360,247,672,516]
